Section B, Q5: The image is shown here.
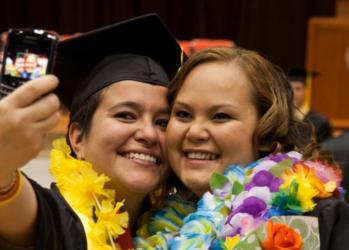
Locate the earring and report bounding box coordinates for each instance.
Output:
[78,153,85,160]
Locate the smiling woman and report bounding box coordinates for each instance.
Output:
[0,14,183,250]
[166,60,258,196]
[70,81,170,197]
[134,47,349,250]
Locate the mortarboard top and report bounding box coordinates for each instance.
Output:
[288,68,319,85]
[53,13,184,110]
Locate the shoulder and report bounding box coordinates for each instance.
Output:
[306,110,330,124]
[309,198,349,250]
[311,198,349,218]
[322,132,349,149]
[28,178,87,250]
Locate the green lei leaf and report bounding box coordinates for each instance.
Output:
[269,159,293,177]
[210,172,230,190]
[232,180,244,195]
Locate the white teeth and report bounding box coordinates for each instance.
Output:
[187,152,217,160]
[124,152,157,163]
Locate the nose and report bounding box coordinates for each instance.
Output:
[186,121,210,143]
[134,119,158,146]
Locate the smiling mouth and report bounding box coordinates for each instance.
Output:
[120,152,160,165]
[184,151,219,160]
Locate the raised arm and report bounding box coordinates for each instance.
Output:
[0,75,60,246]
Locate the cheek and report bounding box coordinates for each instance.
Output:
[165,120,185,150]
[87,120,131,151]
[157,131,167,160]
[165,121,185,169]
[218,123,256,164]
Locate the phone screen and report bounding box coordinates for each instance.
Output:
[4,48,51,81]
[0,29,58,99]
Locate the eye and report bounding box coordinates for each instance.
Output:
[212,112,232,122]
[174,110,191,120]
[155,118,169,130]
[114,111,136,121]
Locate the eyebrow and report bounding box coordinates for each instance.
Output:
[109,101,140,110]
[108,101,170,115]
[210,104,239,111]
[172,101,190,109]
[174,101,239,111]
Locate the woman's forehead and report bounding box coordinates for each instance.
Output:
[100,81,168,105]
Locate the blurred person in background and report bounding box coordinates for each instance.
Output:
[289,68,332,144]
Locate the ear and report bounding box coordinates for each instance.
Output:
[68,122,85,159]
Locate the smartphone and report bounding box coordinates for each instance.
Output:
[0,28,58,99]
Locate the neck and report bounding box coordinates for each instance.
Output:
[123,194,146,229]
[112,186,147,230]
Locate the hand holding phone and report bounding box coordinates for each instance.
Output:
[0,29,58,99]
[0,75,60,173]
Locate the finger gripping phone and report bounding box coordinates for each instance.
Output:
[0,28,58,99]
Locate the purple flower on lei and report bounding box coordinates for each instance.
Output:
[245,170,283,192]
[231,196,267,218]
[269,152,301,163]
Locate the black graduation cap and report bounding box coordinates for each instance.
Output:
[288,68,319,85]
[53,13,184,110]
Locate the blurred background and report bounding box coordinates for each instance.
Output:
[0,0,337,70]
[1,0,349,186]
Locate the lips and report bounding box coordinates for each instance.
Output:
[121,152,160,164]
[184,151,219,160]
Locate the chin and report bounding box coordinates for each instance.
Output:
[128,179,160,194]
[120,169,163,191]
[184,178,210,197]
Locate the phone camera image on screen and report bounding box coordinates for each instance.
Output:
[4,51,49,81]
[0,29,58,99]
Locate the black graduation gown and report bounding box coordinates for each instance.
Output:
[309,198,349,250]
[0,178,86,250]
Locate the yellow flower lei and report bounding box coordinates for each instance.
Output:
[49,138,129,250]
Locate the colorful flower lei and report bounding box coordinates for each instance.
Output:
[49,138,129,250]
[134,151,344,249]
